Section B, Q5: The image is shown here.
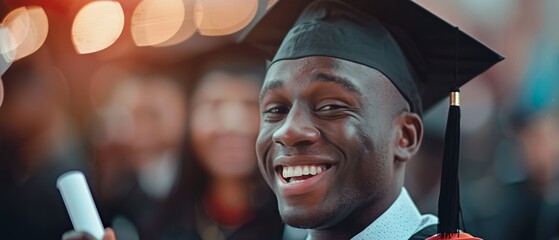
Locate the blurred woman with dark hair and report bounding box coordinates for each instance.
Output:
[148,45,286,240]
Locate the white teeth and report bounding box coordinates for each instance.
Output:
[310,166,317,175]
[302,166,309,175]
[281,165,329,179]
[294,166,303,176]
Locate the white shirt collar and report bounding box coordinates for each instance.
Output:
[351,188,437,240]
[306,188,438,240]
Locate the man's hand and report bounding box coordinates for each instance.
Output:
[62,228,116,240]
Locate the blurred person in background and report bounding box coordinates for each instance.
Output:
[90,71,188,239]
[462,24,559,239]
[148,45,290,240]
[404,1,559,239]
[0,57,88,239]
[495,32,559,240]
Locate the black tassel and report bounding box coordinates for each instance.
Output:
[437,90,461,238]
[436,25,462,238]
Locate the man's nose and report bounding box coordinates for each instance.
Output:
[272,106,320,147]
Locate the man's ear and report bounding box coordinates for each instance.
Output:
[394,112,423,162]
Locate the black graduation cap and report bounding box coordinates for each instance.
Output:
[241,0,503,238]
[243,0,502,114]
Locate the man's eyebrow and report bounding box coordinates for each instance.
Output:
[311,72,362,96]
[260,79,284,99]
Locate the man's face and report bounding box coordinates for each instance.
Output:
[256,56,404,229]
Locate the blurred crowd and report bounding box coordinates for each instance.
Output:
[406,0,559,239]
[1,0,558,240]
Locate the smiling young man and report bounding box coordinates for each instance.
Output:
[259,57,430,239]
[243,0,502,239]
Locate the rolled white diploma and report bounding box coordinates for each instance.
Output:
[57,171,105,240]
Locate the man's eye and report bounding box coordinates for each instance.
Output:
[264,105,290,114]
[316,104,347,111]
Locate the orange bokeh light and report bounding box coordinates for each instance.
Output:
[0,27,15,74]
[131,0,186,47]
[72,1,125,54]
[3,6,49,60]
[154,0,199,47]
[196,0,258,36]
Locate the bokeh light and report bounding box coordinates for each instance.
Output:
[72,1,125,54]
[19,7,48,60]
[131,0,186,47]
[2,6,49,60]
[196,0,258,36]
[1,7,30,54]
[0,27,16,75]
[154,0,199,47]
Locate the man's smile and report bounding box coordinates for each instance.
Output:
[279,164,329,183]
[271,155,337,197]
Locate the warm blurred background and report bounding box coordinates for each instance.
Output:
[0,0,557,239]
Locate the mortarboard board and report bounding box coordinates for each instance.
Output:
[242,0,503,114]
[241,0,503,239]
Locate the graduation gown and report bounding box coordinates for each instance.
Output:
[409,224,437,240]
